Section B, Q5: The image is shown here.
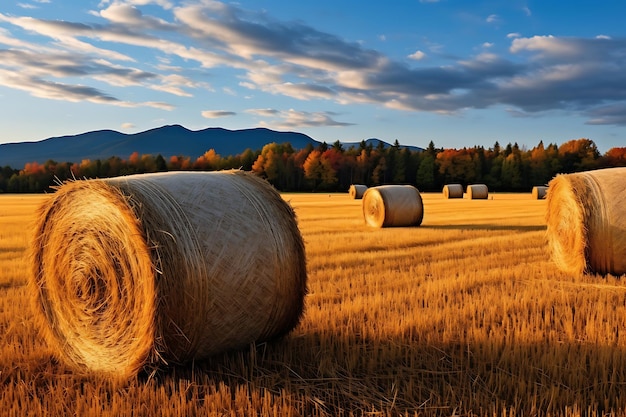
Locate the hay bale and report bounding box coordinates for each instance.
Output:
[466,184,489,199]
[546,167,626,276]
[531,185,548,199]
[362,185,423,228]
[348,184,367,199]
[29,171,307,378]
[442,184,464,199]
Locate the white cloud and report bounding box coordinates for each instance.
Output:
[486,14,500,24]
[1,1,626,128]
[408,50,426,60]
[121,122,135,129]
[201,110,236,118]
[99,3,172,29]
[246,108,280,117]
[257,109,354,129]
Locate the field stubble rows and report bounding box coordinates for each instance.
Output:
[1,192,626,416]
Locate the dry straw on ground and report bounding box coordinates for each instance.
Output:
[29,170,307,378]
[348,184,368,199]
[532,186,548,199]
[442,184,464,199]
[467,184,489,199]
[546,167,626,276]
[362,185,423,228]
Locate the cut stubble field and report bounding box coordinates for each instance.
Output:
[1,192,626,416]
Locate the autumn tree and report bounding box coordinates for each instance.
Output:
[252,142,297,189]
[604,147,626,167]
[303,150,337,190]
[194,149,222,171]
[558,138,600,172]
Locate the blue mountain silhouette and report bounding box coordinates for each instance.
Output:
[0,124,422,168]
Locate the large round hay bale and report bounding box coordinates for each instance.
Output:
[466,184,489,199]
[348,184,367,199]
[546,167,626,276]
[531,185,548,199]
[362,185,423,228]
[29,171,307,378]
[442,184,463,199]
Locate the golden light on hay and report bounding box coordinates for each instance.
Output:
[442,184,463,199]
[29,171,307,378]
[348,184,367,199]
[546,167,626,276]
[531,186,548,199]
[362,185,423,228]
[466,184,489,199]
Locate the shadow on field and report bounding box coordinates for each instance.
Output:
[421,224,546,232]
[151,330,626,416]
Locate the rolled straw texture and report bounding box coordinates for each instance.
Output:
[466,184,489,199]
[546,167,626,276]
[30,170,307,378]
[348,184,368,199]
[362,185,424,228]
[442,184,464,199]
[532,186,548,199]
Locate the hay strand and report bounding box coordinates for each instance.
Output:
[442,184,464,199]
[362,185,424,228]
[531,186,548,199]
[466,184,489,199]
[546,167,626,276]
[29,171,307,378]
[348,184,368,199]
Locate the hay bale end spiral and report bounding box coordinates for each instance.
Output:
[348,184,368,199]
[362,185,424,228]
[466,184,489,199]
[531,186,548,199]
[29,170,307,378]
[546,167,626,276]
[442,184,464,199]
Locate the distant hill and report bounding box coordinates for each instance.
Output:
[341,138,422,153]
[0,125,422,169]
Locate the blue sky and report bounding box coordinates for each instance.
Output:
[0,0,625,153]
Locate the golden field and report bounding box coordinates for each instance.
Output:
[1,191,626,416]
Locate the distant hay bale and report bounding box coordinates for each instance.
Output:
[348,184,367,199]
[442,184,464,199]
[466,184,489,199]
[531,186,548,199]
[546,167,626,276]
[362,185,423,228]
[29,171,307,378]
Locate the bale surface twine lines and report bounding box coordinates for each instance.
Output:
[546,167,626,276]
[362,185,424,228]
[532,185,548,199]
[348,184,368,199]
[442,184,464,199]
[466,184,489,199]
[30,171,307,378]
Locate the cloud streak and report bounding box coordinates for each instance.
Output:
[0,1,625,127]
[248,108,354,129]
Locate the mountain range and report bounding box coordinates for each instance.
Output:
[0,124,422,169]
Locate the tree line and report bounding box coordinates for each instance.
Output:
[0,138,624,194]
